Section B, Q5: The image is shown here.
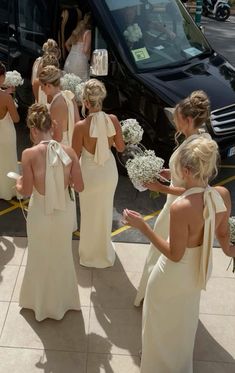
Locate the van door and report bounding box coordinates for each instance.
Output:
[0,0,11,66]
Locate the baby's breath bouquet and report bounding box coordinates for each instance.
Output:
[3,70,24,87]
[60,73,84,104]
[126,150,164,191]
[123,23,143,44]
[121,118,144,145]
[228,217,235,273]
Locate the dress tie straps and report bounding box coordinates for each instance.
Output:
[45,140,72,215]
[61,90,75,146]
[199,187,227,289]
[89,111,116,166]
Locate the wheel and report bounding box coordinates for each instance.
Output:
[215,7,230,21]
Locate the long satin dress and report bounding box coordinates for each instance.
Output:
[134,132,211,306]
[140,187,226,373]
[19,141,80,321]
[64,41,89,81]
[78,111,118,268]
[0,111,18,200]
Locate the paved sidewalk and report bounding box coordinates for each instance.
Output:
[0,237,234,372]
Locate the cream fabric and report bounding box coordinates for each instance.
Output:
[44,140,71,215]
[19,141,80,322]
[79,147,118,268]
[0,111,18,200]
[89,111,116,166]
[37,86,47,105]
[134,132,211,306]
[64,42,89,81]
[31,57,41,83]
[140,187,226,373]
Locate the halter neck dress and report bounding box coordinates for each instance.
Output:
[78,111,118,268]
[140,186,226,373]
[19,140,80,321]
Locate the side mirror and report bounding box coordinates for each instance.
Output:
[90,49,108,76]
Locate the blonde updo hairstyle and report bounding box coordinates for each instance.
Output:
[41,53,59,69]
[178,137,219,185]
[27,103,51,133]
[42,39,61,59]
[39,65,62,87]
[82,78,107,116]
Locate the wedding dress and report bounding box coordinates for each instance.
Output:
[140,186,226,373]
[19,141,80,321]
[0,111,18,200]
[64,42,89,81]
[134,132,211,307]
[78,111,118,268]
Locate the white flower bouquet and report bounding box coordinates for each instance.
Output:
[228,217,235,273]
[121,118,144,145]
[123,23,143,44]
[3,70,24,87]
[60,73,84,103]
[126,149,164,191]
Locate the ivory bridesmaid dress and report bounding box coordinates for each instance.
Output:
[140,187,226,373]
[78,111,118,268]
[0,111,18,200]
[19,141,80,321]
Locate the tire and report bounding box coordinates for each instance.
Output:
[215,7,230,21]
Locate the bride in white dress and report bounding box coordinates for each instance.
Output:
[39,65,80,230]
[124,136,235,373]
[17,103,84,322]
[134,90,212,307]
[72,79,125,268]
[64,13,91,81]
[0,61,20,200]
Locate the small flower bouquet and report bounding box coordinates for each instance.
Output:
[121,118,144,145]
[126,149,164,191]
[3,70,24,88]
[123,23,143,44]
[60,73,84,104]
[228,216,235,273]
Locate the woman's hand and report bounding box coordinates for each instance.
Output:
[122,209,145,230]
[159,168,171,181]
[5,86,16,95]
[144,179,164,192]
[16,176,23,193]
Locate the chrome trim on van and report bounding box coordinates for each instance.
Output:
[210,104,235,135]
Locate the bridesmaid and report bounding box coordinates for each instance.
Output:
[16,103,84,321]
[72,78,125,268]
[0,61,20,200]
[39,65,80,230]
[134,90,211,307]
[123,136,235,373]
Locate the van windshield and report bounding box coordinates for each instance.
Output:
[104,0,211,70]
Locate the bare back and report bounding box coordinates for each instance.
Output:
[0,90,19,123]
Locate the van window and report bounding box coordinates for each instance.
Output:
[0,0,9,52]
[105,0,211,70]
[17,0,52,54]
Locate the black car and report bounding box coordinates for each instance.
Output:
[1,0,235,160]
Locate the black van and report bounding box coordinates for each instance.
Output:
[1,0,235,160]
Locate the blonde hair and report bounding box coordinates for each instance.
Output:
[178,137,219,184]
[82,78,106,116]
[70,13,92,44]
[41,53,59,69]
[27,103,51,132]
[42,39,61,59]
[39,66,61,87]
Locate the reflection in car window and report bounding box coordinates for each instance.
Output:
[105,0,211,70]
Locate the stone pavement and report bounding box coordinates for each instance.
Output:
[0,237,234,372]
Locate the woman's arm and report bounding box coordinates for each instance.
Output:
[69,148,84,192]
[32,79,40,102]
[16,149,34,196]
[145,180,185,196]
[65,37,72,52]
[109,114,125,152]
[50,103,63,142]
[123,201,189,262]
[6,94,20,123]
[72,122,83,158]
[73,98,80,123]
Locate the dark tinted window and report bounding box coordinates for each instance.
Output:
[0,0,9,48]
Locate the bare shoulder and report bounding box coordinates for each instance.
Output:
[170,197,191,217]
[214,186,231,205]
[108,114,120,128]
[61,144,76,159]
[0,90,10,102]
